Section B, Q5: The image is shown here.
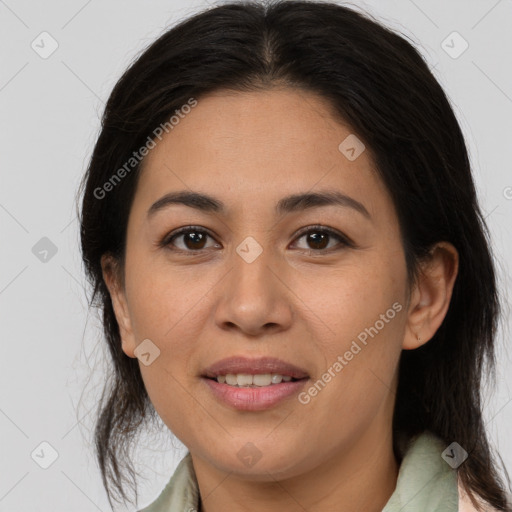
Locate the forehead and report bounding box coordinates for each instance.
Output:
[131,87,393,222]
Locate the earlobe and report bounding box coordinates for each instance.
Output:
[403,242,459,350]
[100,254,137,358]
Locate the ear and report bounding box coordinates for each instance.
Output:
[403,241,459,350]
[101,254,137,358]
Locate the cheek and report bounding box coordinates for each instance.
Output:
[296,250,406,350]
[123,256,213,431]
[296,306,404,451]
[293,252,406,418]
[122,253,219,413]
[124,251,214,341]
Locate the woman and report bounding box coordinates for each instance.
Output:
[78,1,511,511]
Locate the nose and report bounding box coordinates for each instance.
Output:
[214,245,294,337]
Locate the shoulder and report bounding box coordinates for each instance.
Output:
[137,452,200,512]
[457,479,503,512]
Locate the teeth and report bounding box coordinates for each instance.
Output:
[217,373,294,387]
[271,374,282,384]
[237,374,253,387]
[225,374,238,386]
[254,374,272,386]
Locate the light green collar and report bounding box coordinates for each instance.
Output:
[139,431,458,511]
[382,430,458,510]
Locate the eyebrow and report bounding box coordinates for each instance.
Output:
[147,190,371,220]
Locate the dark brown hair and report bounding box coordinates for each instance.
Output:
[78,1,511,510]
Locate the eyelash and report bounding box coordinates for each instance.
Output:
[159,224,354,255]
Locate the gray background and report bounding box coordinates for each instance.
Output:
[1,0,511,510]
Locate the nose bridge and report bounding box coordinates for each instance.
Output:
[214,232,293,334]
[231,233,277,303]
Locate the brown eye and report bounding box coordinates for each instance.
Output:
[304,232,330,250]
[162,227,219,252]
[180,231,208,250]
[292,226,352,252]
[161,225,352,255]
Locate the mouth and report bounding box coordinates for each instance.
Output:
[200,356,310,411]
[203,373,307,387]
[202,355,310,381]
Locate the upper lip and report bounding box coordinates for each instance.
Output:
[202,356,310,379]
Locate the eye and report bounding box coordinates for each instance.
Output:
[291,225,353,253]
[161,226,219,252]
[160,224,353,254]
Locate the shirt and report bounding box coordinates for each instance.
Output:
[138,430,494,512]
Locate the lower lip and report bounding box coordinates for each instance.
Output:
[202,377,309,411]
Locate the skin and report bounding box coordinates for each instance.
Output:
[102,87,458,512]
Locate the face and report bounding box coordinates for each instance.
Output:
[103,87,420,480]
